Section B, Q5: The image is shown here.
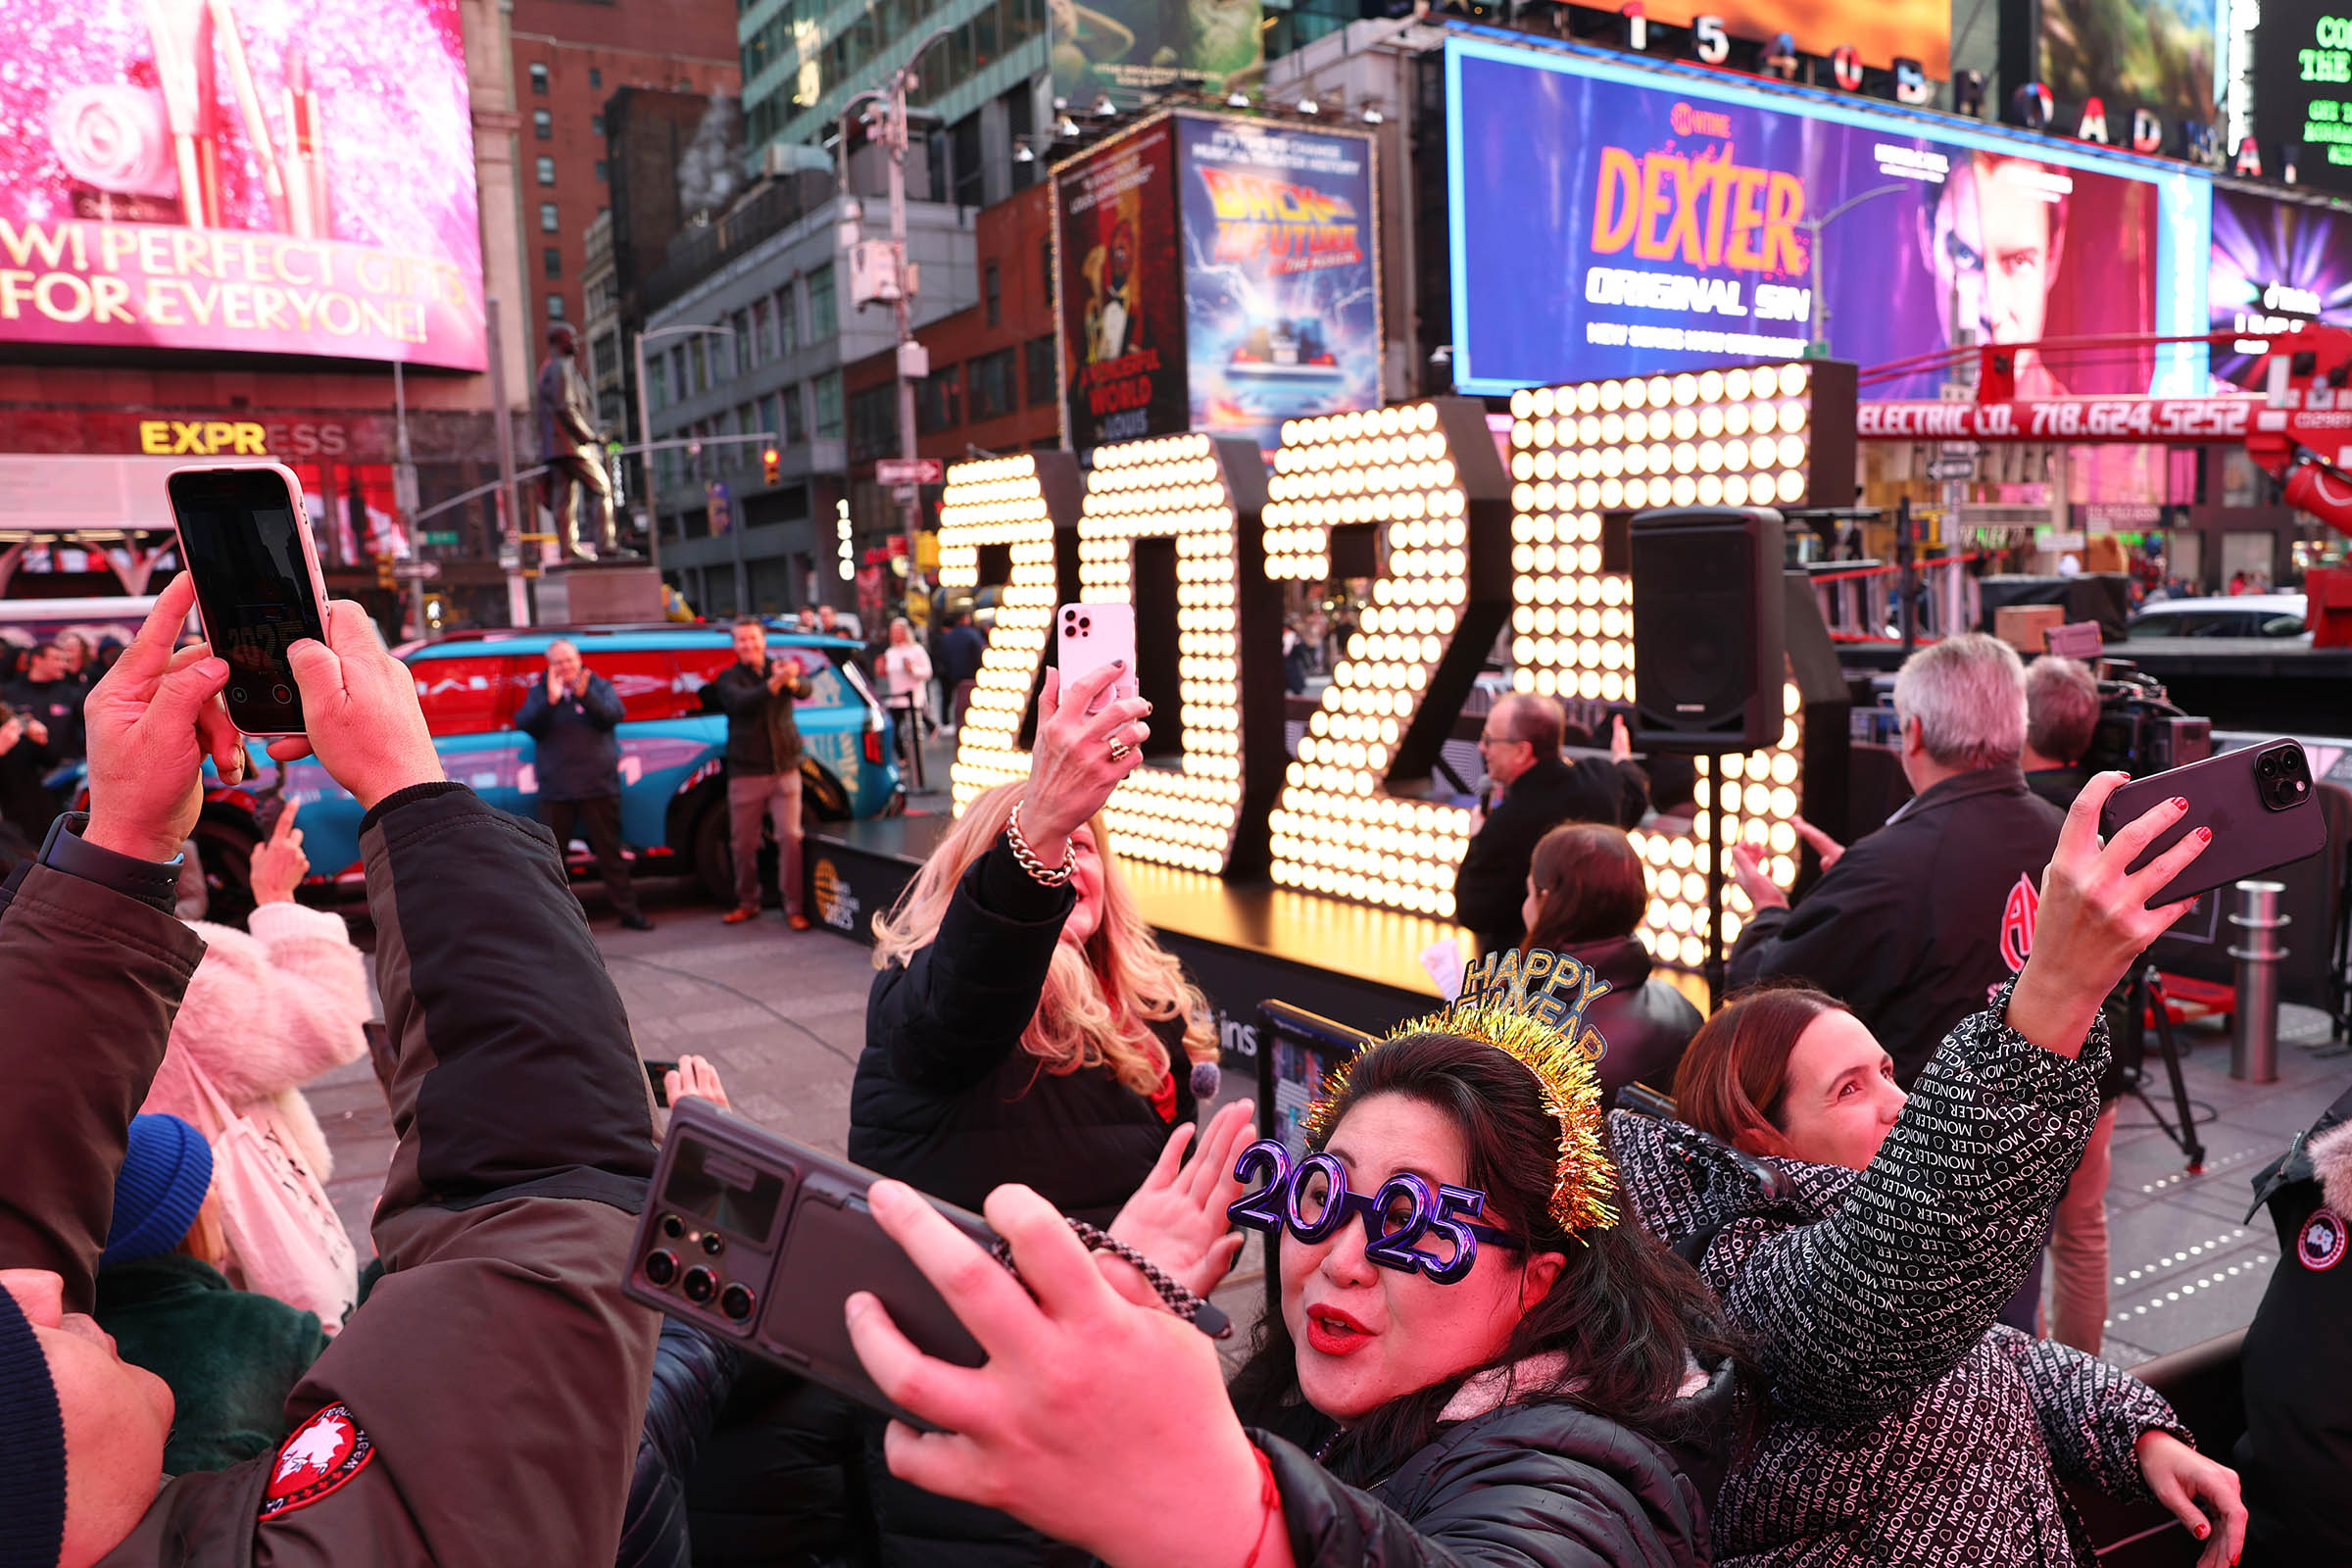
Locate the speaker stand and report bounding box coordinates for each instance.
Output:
[1703,755,1727,1007]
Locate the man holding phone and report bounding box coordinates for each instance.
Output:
[711,619,814,928]
[515,638,652,931]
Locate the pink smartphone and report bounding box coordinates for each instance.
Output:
[166,463,331,737]
[1056,602,1138,718]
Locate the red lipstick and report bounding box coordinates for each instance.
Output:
[1303,1304,1374,1356]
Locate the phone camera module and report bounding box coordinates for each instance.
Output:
[2259,747,2311,811]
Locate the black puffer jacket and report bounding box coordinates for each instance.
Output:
[1608,993,2190,1567]
[1253,1358,1731,1567]
[1558,935,1703,1106]
[853,834,1198,1227]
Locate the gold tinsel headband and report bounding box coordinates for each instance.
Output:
[1300,946,1620,1238]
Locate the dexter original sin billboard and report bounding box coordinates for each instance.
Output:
[1444,38,2213,402]
[0,0,486,368]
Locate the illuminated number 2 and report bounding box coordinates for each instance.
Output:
[1075,433,1280,874]
[937,453,1083,811]
[1260,401,1513,920]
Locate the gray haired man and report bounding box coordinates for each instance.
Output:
[1727,632,2066,1089]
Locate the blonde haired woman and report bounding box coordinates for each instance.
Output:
[856,661,1217,1227]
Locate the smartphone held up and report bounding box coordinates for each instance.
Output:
[165,463,330,737]
[2099,740,2328,909]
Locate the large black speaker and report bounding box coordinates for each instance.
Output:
[1629,507,1786,754]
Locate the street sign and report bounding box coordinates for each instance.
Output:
[876,457,944,486]
[1925,457,1978,481]
[417,530,461,547]
[392,561,442,580]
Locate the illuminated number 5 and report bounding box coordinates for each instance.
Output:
[1261,401,1513,920]
[936,453,1084,812]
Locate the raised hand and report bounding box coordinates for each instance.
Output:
[267,600,443,810]
[2006,772,2210,1058]
[1105,1099,1256,1299]
[1019,664,1150,863]
[1731,840,1788,911]
[247,799,308,906]
[81,574,246,862]
[1792,815,1844,869]
[663,1054,732,1112]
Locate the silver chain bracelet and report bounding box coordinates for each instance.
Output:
[991,1219,1232,1339]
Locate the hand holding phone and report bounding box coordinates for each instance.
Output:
[1056,603,1137,718]
[166,463,330,737]
[2097,741,2327,909]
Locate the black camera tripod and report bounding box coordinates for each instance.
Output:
[2120,965,2207,1174]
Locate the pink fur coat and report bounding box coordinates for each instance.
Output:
[140,901,371,1183]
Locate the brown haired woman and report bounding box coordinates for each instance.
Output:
[1519,822,1702,1104]
[1608,775,2248,1568]
[848,998,1741,1567]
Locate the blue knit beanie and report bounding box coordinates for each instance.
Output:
[102,1113,215,1268]
[0,1283,66,1567]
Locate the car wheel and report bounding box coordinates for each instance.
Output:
[693,801,735,905]
[801,759,852,823]
[193,809,262,928]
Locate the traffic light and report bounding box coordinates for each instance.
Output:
[761,446,781,485]
[374,552,396,591]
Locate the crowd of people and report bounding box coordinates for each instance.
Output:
[2,576,2343,1568]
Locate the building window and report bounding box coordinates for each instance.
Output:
[782,382,808,444]
[669,345,687,403]
[731,309,752,368]
[597,160,611,182]
[529,62,549,94]
[753,298,773,361]
[649,354,669,411]
[536,155,556,185]
[1041,237,1053,306]
[915,366,963,432]
[547,294,566,320]
[539,202,560,232]
[850,382,900,462]
[533,109,553,139]
[543,246,562,278]
[1026,334,1056,407]
[814,371,843,440]
[591,113,605,136]
[968,347,1016,422]
[776,286,799,355]
[689,335,709,395]
[589,67,602,88]
[592,333,619,379]
[759,391,782,444]
[808,264,836,339]
[984,262,1001,327]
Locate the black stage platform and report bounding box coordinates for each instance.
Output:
[803,813,1468,1117]
[1838,637,2352,735]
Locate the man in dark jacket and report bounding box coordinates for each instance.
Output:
[1454,694,1646,955]
[0,576,659,1565]
[4,639,86,760]
[939,611,985,730]
[516,637,652,929]
[1729,633,2064,1089]
[711,617,814,927]
[2235,1082,2352,1566]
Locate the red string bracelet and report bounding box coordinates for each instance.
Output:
[1241,1445,1282,1568]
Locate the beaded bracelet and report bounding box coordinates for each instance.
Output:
[1005,803,1078,887]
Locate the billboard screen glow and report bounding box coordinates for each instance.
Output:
[1445,40,2209,401]
[0,0,485,368]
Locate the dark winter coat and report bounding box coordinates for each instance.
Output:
[1557,935,1704,1107]
[1455,754,1649,954]
[852,832,1202,1567]
[0,786,662,1565]
[1251,1358,1730,1568]
[94,1253,328,1477]
[3,673,86,759]
[1608,994,2190,1567]
[711,657,814,774]
[1727,764,2064,1088]
[2235,1082,2352,1566]
[853,835,1198,1227]
[514,671,627,800]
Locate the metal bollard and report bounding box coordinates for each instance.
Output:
[2229,880,2289,1085]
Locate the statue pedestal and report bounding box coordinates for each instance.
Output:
[535,560,663,626]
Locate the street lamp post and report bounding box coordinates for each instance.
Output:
[633,320,737,583]
[838,26,952,616]
[1800,183,1910,353]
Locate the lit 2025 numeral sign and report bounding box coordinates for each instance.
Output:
[939,362,1836,966]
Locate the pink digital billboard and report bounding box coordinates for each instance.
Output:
[0,0,485,369]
